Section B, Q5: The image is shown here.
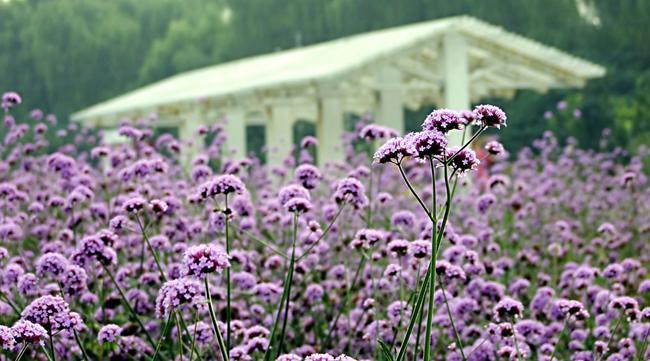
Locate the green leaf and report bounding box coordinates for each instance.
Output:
[378,339,395,361]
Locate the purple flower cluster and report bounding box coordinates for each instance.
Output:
[0,92,647,360]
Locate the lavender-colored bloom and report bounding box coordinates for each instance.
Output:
[408,130,448,158]
[284,197,312,213]
[183,244,230,278]
[278,184,311,206]
[60,264,88,295]
[474,104,507,128]
[422,109,462,133]
[409,239,431,259]
[21,295,84,331]
[0,325,14,350]
[11,320,47,345]
[155,277,202,318]
[446,147,480,175]
[1,92,21,110]
[485,140,505,155]
[373,137,417,164]
[494,297,524,320]
[295,164,322,189]
[359,124,398,140]
[98,324,122,344]
[198,174,245,199]
[35,252,69,277]
[333,177,368,209]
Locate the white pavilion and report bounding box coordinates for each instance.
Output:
[72,16,605,167]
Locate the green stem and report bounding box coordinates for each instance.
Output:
[439,277,466,360]
[397,163,432,219]
[48,329,56,361]
[277,212,299,354]
[549,317,568,361]
[175,311,184,361]
[73,330,91,361]
[102,264,155,348]
[263,229,297,361]
[136,215,167,282]
[152,312,175,361]
[511,321,522,361]
[15,343,28,361]
[395,262,431,361]
[224,195,231,351]
[324,255,368,347]
[297,204,346,262]
[189,310,199,361]
[204,277,229,361]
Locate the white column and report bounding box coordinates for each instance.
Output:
[179,109,202,166]
[224,108,246,160]
[376,66,404,135]
[266,104,294,168]
[317,86,345,166]
[443,32,470,146]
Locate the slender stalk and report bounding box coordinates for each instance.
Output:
[466,337,489,359]
[297,204,346,261]
[101,264,155,348]
[263,231,297,361]
[638,325,650,360]
[15,343,28,361]
[233,226,288,260]
[135,215,167,282]
[439,277,466,360]
[324,255,368,347]
[395,262,431,361]
[277,212,299,354]
[549,317,568,361]
[414,263,423,360]
[0,291,20,316]
[189,310,199,361]
[446,125,486,164]
[397,163,432,219]
[596,315,622,361]
[73,330,91,361]
[175,311,184,361]
[48,329,56,361]
[40,345,55,361]
[204,277,229,361]
[510,320,522,361]
[224,195,231,350]
[152,312,175,361]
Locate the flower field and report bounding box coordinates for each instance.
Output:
[0,92,649,361]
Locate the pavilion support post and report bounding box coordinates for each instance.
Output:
[224,108,247,160]
[317,85,345,167]
[376,66,405,135]
[179,109,203,167]
[443,32,471,146]
[266,104,294,169]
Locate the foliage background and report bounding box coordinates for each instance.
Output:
[1,0,649,153]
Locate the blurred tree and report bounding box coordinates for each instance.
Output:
[0,0,648,155]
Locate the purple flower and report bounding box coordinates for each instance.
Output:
[21,295,84,331]
[1,92,21,111]
[333,177,368,209]
[198,175,245,199]
[295,164,322,190]
[35,252,69,278]
[183,244,230,278]
[359,124,399,140]
[422,109,462,133]
[408,130,448,158]
[373,137,417,164]
[278,184,311,206]
[98,324,122,344]
[0,325,15,350]
[155,277,202,318]
[474,104,507,128]
[11,320,47,345]
[446,147,480,175]
[485,140,505,155]
[493,297,524,320]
